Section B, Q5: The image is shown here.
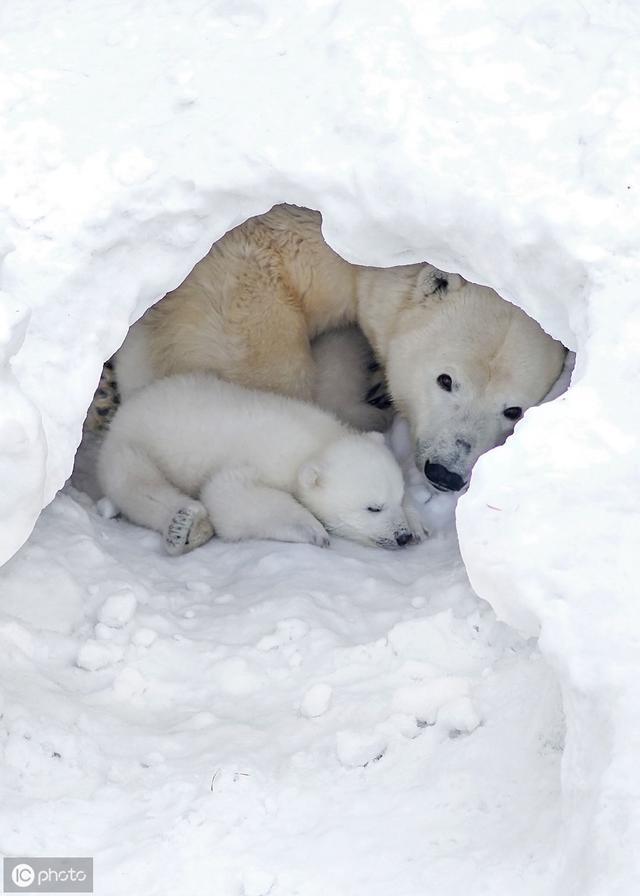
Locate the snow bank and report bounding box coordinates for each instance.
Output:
[1,0,639,892]
[0,490,562,895]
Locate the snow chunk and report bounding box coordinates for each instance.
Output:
[336,729,388,769]
[98,590,138,628]
[392,677,471,726]
[132,627,157,648]
[300,683,332,718]
[112,666,147,700]
[438,697,481,736]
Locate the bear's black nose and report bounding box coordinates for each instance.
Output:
[424,461,465,492]
[395,532,412,547]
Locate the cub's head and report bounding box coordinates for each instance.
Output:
[296,433,415,549]
[385,271,566,492]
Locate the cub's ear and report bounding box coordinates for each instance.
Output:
[366,431,387,446]
[298,461,322,490]
[416,266,464,301]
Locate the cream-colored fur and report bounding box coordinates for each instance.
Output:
[116,205,432,401]
[117,206,361,402]
[116,204,565,486]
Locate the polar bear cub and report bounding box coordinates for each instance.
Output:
[97,373,420,554]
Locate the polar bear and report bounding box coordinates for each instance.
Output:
[97,372,421,553]
[115,204,565,490]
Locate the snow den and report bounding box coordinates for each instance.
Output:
[2,1,639,894]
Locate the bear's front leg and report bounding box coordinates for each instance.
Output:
[201,468,330,547]
[402,494,429,544]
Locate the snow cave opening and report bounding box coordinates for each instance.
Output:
[5,0,637,888]
[6,202,575,891]
[72,203,573,532]
[67,202,571,829]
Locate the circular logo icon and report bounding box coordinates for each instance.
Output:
[11,863,35,888]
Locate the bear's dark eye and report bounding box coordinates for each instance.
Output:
[367,506,383,513]
[503,406,523,421]
[437,373,452,392]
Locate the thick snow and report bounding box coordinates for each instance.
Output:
[0,478,564,895]
[1,0,640,894]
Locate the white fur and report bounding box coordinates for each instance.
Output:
[118,322,389,432]
[115,205,565,483]
[97,373,421,553]
[380,276,567,489]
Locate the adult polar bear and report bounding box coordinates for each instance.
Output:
[116,204,565,491]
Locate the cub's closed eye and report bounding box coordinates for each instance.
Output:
[367,506,383,513]
[437,373,452,392]
[503,406,523,421]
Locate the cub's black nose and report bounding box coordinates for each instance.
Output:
[424,461,464,492]
[395,532,412,547]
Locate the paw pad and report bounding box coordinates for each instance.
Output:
[165,505,214,555]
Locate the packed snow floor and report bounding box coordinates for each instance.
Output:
[0,430,564,896]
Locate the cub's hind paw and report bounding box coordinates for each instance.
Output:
[165,503,214,556]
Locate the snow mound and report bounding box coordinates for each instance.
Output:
[0,491,562,894]
[1,1,640,893]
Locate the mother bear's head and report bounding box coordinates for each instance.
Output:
[384,272,566,492]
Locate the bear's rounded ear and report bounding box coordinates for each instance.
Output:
[416,266,464,301]
[366,431,387,446]
[298,461,322,490]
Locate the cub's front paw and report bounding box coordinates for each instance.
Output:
[165,503,214,555]
[281,521,330,548]
[307,526,331,548]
